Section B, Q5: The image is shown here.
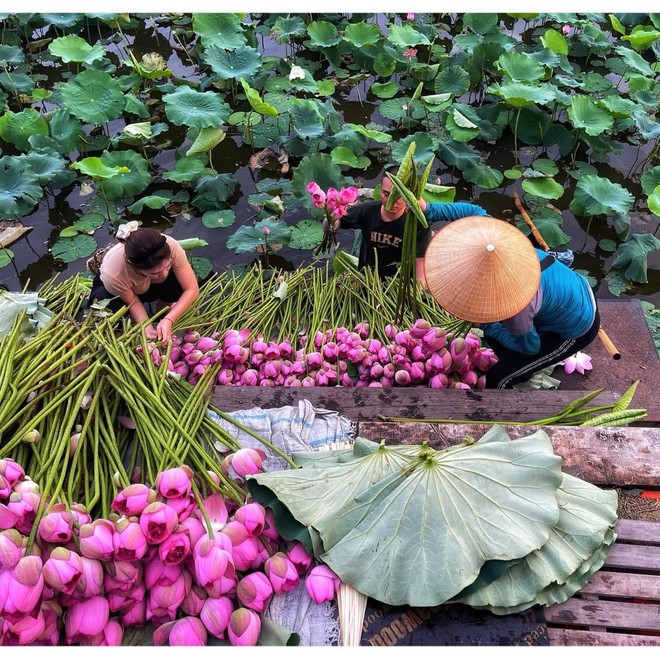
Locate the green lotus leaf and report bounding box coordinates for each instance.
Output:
[540,29,568,56]
[423,183,456,204]
[289,219,324,250]
[163,86,231,129]
[203,44,261,81]
[597,95,637,119]
[542,123,574,157]
[641,166,660,196]
[487,82,556,108]
[192,174,238,212]
[463,164,504,190]
[621,25,660,48]
[291,152,349,201]
[190,256,213,280]
[202,209,236,229]
[0,72,34,94]
[0,159,43,218]
[99,151,150,200]
[127,194,171,213]
[496,52,545,82]
[177,238,209,251]
[47,109,84,155]
[0,248,14,268]
[316,80,335,97]
[515,207,571,248]
[289,66,319,93]
[18,151,71,187]
[226,218,291,254]
[240,79,278,117]
[529,159,559,176]
[598,238,618,252]
[632,110,660,140]
[648,184,660,216]
[270,16,306,44]
[330,147,360,167]
[573,174,634,217]
[522,177,564,200]
[377,97,410,120]
[609,14,626,34]
[445,105,481,142]
[346,123,392,144]
[0,45,24,66]
[72,212,106,234]
[463,13,499,35]
[436,139,482,171]
[40,13,84,28]
[612,233,660,283]
[123,95,150,119]
[186,127,225,157]
[605,270,630,297]
[633,89,660,108]
[162,155,207,183]
[391,132,438,165]
[71,157,130,180]
[343,23,381,48]
[504,168,523,180]
[62,228,82,240]
[435,65,471,96]
[228,111,260,126]
[192,13,246,50]
[421,92,453,111]
[374,53,396,77]
[246,118,281,149]
[307,21,341,48]
[0,109,48,152]
[327,125,367,156]
[614,45,654,77]
[386,24,430,48]
[121,122,153,142]
[578,24,611,54]
[59,69,124,125]
[370,81,398,99]
[290,99,324,139]
[48,35,106,64]
[51,235,97,263]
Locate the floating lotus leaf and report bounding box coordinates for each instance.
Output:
[529,158,559,176]
[0,159,43,218]
[391,132,438,165]
[463,164,504,190]
[346,123,392,144]
[496,52,545,81]
[270,16,306,44]
[374,53,396,77]
[192,13,246,50]
[123,95,150,119]
[40,13,84,28]
[597,95,637,119]
[343,23,381,48]
[71,157,130,180]
[434,65,470,96]
[0,72,34,94]
[621,25,660,48]
[203,44,261,81]
[19,151,72,188]
[377,97,411,120]
[226,219,291,254]
[291,153,349,201]
[59,69,124,125]
[515,206,571,248]
[463,13,499,34]
[202,209,236,229]
[240,79,278,117]
[51,235,97,263]
[192,174,238,212]
[186,127,225,157]
[99,151,150,200]
[48,35,106,64]
[190,256,213,280]
[0,109,48,152]
[0,248,14,268]
[578,24,611,55]
[246,118,282,149]
[633,110,660,140]
[540,29,569,56]
[641,166,660,196]
[436,139,482,171]
[330,147,361,168]
[0,45,24,66]
[163,86,231,129]
[162,155,207,183]
[127,194,171,213]
[289,220,324,250]
[572,174,634,217]
[47,109,84,155]
[316,80,335,96]
[487,81,556,108]
[290,99,324,139]
[615,45,654,77]
[445,105,481,142]
[177,238,209,251]
[522,177,564,200]
[370,81,398,99]
[72,212,105,234]
[648,185,660,217]
[386,24,430,48]
[611,233,660,284]
[307,21,341,48]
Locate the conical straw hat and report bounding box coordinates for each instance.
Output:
[424,217,541,323]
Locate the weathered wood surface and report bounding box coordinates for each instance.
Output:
[603,544,660,572]
[545,599,660,631]
[547,629,660,646]
[615,519,660,543]
[578,572,660,600]
[211,387,619,424]
[356,422,660,486]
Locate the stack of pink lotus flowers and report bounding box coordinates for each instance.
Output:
[165,320,497,389]
[0,455,339,646]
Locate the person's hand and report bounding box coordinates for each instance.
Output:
[157,317,173,343]
[145,324,158,341]
[418,198,427,212]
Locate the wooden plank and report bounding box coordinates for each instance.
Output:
[357,422,660,486]
[544,599,660,631]
[210,387,619,424]
[603,544,660,573]
[578,571,660,600]
[548,628,660,646]
[615,519,660,544]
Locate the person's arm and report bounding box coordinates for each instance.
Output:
[116,289,158,340]
[415,257,427,288]
[157,258,199,342]
[480,292,542,355]
[418,198,489,222]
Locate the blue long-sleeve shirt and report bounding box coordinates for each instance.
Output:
[424,202,489,223]
[481,249,597,355]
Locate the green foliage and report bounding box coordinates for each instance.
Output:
[0,109,48,152]
[60,69,124,125]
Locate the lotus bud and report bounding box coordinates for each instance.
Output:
[80,519,115,560]
[259,377,275,387]
[113,519,148,562]
[250,352,265,367]
[11,477,39,494]
[80,391,94,410]
[429,373,449,389]
[392,353,409,369]
[169,346,181,362]
[19,429,41,445]
[439,348,453,372]
[379,376,393,387]
[450,337,469,361]
[1,609,47,645]
[180,342,195,355]
[410,318,432,338]
[140,501,179,545]
[37,599,62,645]
[79,618,124,646]
[305,351,323,368]
[74,555,104,599]
[301,376,316,387]
[423,327,447,351]
[120,599,147,627]
[227,608,261,646]
[0,458,25,489]
[233,502,266,537]
[0,528,24,569]
[186,349,204,365]
[70,502,91,526]
[217,368,234,385]
[43,546,84,595]
[452,381,471,389]
[236,572,273,612]
[177,515,205,550]
[154,615,207,646]
[181,582,207,616]
[411,344,427,362]
[112,483,157,516]
[263,343,281,359]
[284,376,302,387]
[151,348,162,367]
[339,373,355,387]
[158,530,191,566]
[394,369,411,386]
[183,331,201,343]
[231,448,267,479]
[347,346,367,363]
[462,370,479,387]
[286,540,313,576]
[305,564,340,604]
[200,595,234,639]
[145,554,182,589]
[477,375,487,389]
[562,23,570,35]
[264,552,299,594]
[69,432,81,457]
[38,505,74,544]
[353,321,369,338]
[193,537,236,597]
[196,336,218,351]
[278,341,293,358]
[1,555,44,615]
[395,330,412,348]
[7,491,41,534]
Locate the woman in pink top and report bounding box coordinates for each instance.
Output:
[88,226,199,343]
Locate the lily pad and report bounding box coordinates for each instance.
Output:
[47,109,84,155]
[51,234,97,263]
[378,97,412,121]
[572,175,634,217]
[463,164,504,190]
[330,147,361,167]
[192,13,246,50]
[192,173,238,212]
[59,69,124,125]
[19,151,73,188]
[487,81,556,108]
[204,44,261,81]
[72,212,106,234]
[307,21,341,48]
[391,133,438,165]
[641,167,660,196]
[343,23,381,48]
[289,220,324,250]
[0,45,24,66]
[0,109,49,152]
[190,256,214,280]
[226,219,291,254]
[48,35,106,64]
[434,65,471,96]
[163,86,231,129]
[123,95,150,119]
[611,233,660,284]
[496,52,545,81]
[370,81,399,99]
[127,194,171,213]
[0,159,43,218]
[162,155,207,183]
[522,178,564,200]
[270,16,306,44]
[202,209,236,229]
[386,24,430,48]
[71,157,130,180]
[186,127,225,157]
[445,105,481,142]
[99,151,150,200]
[290,99,324,139]
[436,140,482,171]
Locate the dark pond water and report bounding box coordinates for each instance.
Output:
[1,14,659,308]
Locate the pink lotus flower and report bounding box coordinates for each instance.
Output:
[74,556,104,600]
[103,559,143,594]
[38,505,74,544]
[233,502,266,537]
[181,582,207,617]
[560,351,592,375]
[111,483,157,516]
[305,564,340,604]
[145,556,183,589]
[79,618,123,646]
[193,536,236,597]
[231,448,267,478]
[158,529,191,566]
[7,491,41,534]
[155,466,193,499]
[147,570,190,623]
[0,610,46,646]
[36,599,63,645]
[80,519,115,560]
[162,493,196,522]
[236,571,273,612]
[200,595,234,639]
[113,519,148,562]
[154,616,207,646]
[65,595,110,643]
[407,12,415,20]
[402,47,417,60]
[197,492,228,532]
[306,181,327,209]
[43,547,84,595]
[264,552,299,593]
[220,521,259,571]
[0,529,23,569]
[140,501,178,544]
[0,459,24,493]
[562,24,570,35]
[178,516,206,550]
[286,540,313,576]
[228,607,261,646]
[0,555,44,615]
[120,598,147,627]
[70,503,91,526]
[429,373,449,389]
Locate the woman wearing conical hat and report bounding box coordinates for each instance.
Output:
[424,217,600,389]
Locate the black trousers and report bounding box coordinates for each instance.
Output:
[484,306,601,389]
[87,270,183,312]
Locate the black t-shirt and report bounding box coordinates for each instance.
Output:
[340,201,432,277]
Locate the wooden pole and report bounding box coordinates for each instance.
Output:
[512,193,621,360]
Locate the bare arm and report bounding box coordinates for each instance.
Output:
[415,257,427,288]
[157,259,199,342]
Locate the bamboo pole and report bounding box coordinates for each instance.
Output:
[512,193,621,360]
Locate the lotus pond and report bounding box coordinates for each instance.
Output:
[0,12,659,306]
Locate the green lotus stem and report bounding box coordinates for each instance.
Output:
[192,479,214,538]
